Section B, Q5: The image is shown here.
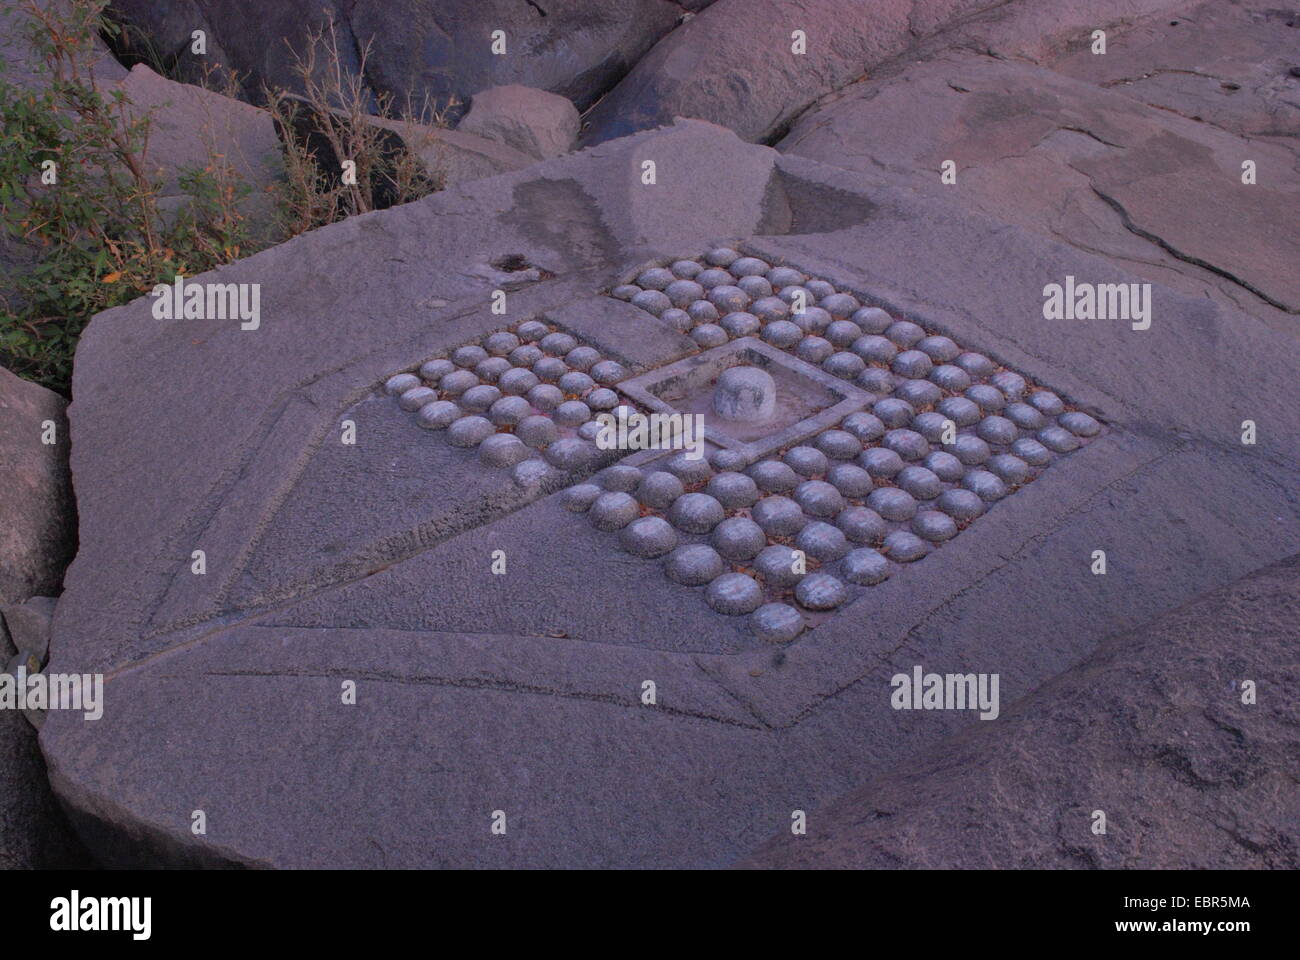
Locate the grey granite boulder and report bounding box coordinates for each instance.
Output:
[339,111,536,190]
[3,12,285,280]
[458,85,580,160]
[118,64,286,245]
[0,1,127,311]
[1,0,126,93]
[579,0,1003,145]
[582,0,1183,146]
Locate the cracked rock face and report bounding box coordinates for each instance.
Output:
[778,0,1300,336]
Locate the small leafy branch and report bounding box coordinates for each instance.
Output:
[0,0,455,394]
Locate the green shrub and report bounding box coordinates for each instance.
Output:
[0,0,257,393]
[0,0,452,395]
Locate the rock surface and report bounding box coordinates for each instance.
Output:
[1,0,127,93]
[779,0,1300,335]
[738,554,1300,869]
[2,11,287,299]
[40,107,1300,867]
[0,368,74,605]
[278,93,537,197]
[580,0,1178,146]
[369,115,537,189]
[457,85,580,160]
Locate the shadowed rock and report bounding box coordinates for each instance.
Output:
[1,704,94,868]
[0,369,74,604]
[105,0,688,116]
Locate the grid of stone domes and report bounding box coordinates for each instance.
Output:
[564,247,1105,644]
[381,316,645,488]
[379,251,1103,646]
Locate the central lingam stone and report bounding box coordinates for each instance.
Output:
[713,365,776,422]
[616,337,873,463]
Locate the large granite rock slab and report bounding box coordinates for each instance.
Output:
[779,0,1300,335]
[739,553,1300,869]
[41,119,1299,868]
[0,368,74,604]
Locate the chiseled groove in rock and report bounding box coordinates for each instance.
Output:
[1091,187,1298,315]
[692,654,775,729]
[138,389,312,638]
[142,451,610,646]
[195,667,767,731]
[767,438,1179,731]
[140,273,607,642]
